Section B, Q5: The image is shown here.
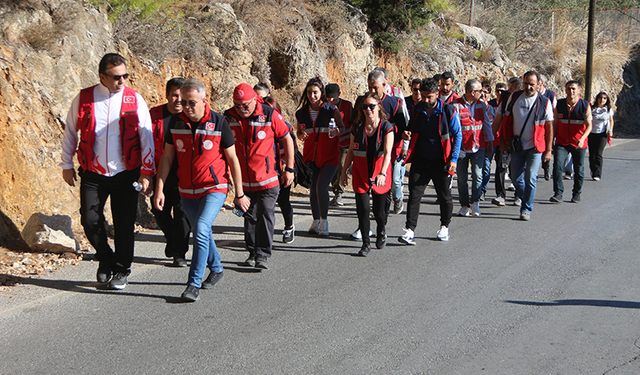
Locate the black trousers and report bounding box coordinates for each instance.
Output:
[277,182,294,229]
[245,186,280,257]
[494,146,507,198]
[80,168,139,273]
[355,190,390,247]
[588,132,608,179]
[405,158,454,231]
[150,180,191,258]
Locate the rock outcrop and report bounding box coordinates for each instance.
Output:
[21,213,78,253]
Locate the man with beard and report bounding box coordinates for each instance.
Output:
[438,71,461,104]
[499,71,554,221]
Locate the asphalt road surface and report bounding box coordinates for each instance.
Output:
[2,139,640,374]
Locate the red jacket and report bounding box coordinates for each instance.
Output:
[451,97,488,151]
[169,104,230,199]
[351,120,394,194]
[296,102,340,167]
[225,103,290,191]
[149,104,167,171]
[337,99,353,148]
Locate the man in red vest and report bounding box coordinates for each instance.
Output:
[149,78,192,267]
[61,53,155,290]
[438,71,461,104]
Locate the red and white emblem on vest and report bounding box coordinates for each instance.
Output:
[206,122,215,130]
[558,113,564,118]
[123,95,136,104]
[175,139,185,152]
[353,143,359,150]
[258,115,266,122]
[299,124,306,130]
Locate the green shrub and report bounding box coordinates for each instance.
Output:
[374,32,401,53]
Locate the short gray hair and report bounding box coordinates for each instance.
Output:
[465,79,481,93]
[181,78,206,99]
[539,74,547,84]
[368,69,385,83]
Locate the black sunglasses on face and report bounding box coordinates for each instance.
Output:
[363,104,378,110]
[412,87,420,92]
[180,100,199,108]
[105,73,129,81]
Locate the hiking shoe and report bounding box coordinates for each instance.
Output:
[96,262,111,283]
[201,271,224,289]
[544,168,551,181]
[242,254,256,267]
[108,271,130,290]
[513,197,522,207]
[458,206,471,217]
[358,244,371,257]
[549,193,562,203]
[399,228,416,245]
[376,231,387,249]
[318,219,329,236]
[393,198,404,214]
[436,225,449,241]
[181,285,199,302]
[282,225,295,244]
[330,194,344,206]
[571,193,581,203]
[308,219,320,234]
[491,197,506,206]
[471,202,481,217]
[520,211,531,221]
[255,255,268,270]
[172,257,187,267]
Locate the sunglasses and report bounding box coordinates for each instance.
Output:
[233,100,254,109]
[412,87,420,92]
[180,100,200,108]
[105,73,129,81]
[363,104,378,111]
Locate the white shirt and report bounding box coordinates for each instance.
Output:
[591,107,613,134]
[60,83,155,177]
[502,92,553,151]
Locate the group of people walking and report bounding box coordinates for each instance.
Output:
[60,53,614,302]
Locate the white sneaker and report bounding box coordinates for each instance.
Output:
[513,197,522,207]
[318,219,329,236]
[308,219,320,234]
[458,206,472,217]
[350,228,373,240]
[399,227,416,245]
[471,202,481,217]
[436,225,449,241]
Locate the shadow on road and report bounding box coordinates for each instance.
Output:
[504,299,640,309]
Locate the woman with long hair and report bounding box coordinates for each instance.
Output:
[340,92,394,256]
[296,77,344,236]
[588,91,614,181]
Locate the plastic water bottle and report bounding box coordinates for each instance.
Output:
[501,153,511,169]
[328,118,337,139]
[132,181,143,192]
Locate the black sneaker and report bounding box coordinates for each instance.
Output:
[96,262,111,283]
[181,285,199,302]
[571,193,581,203]
[172,257,187,267]
[358,244,371,257]
[108,271,130,290]
[376,232,387,249]
[201,271,224,289]
[255,255,268,269]
[549,193,563,203]
[242,254,256,267]
[282,225,295,244]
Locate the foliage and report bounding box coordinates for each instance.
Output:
[88,0,179,22]
[374,32,401,53]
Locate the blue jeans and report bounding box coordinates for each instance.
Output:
[510,148,542,213]
[553,145,585,196]
[392,159,406,201]
[456,148,485,207]
[181,192,226,288]
[479,146,494,196]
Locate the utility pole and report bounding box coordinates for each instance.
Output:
[585,0,595,101]
[470,0,475,27]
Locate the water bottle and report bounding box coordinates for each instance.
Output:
[501,153,511,169]
[328,118,337,139]
[132,181,143,192]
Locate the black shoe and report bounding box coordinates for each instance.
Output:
[96,262,111,283]
[241,254,256,267]
[181,285,199,302]
[549,193,562,203]
[255,255,268,269]
[571,193,581,203]
[108,271,130,290]
[172,257,187,267]
[358,244,371,257]
[201,271,224,289]
[376,232,387,249]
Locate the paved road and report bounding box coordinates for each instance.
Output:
[2,139,640,374]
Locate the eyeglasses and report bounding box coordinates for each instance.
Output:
[412,87,420,92]
[233,99,254,109]
[473,89,483,93]
[180,100,200,108]
[105,73,129,81]
[482,91,490,94]
[363,104,378,111]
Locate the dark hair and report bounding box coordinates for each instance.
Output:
[410,78,422,86]
[565,80,581,88]
[441,71,455,82]
[99,53,126,75]
[523,70,540,82]
[263,95,283,113]
[508,77,523,90]
[495,83,507,91]
[354,92,387,126]
[432,74,442,82]
[482,82,491,93]
[465,79,481,93]
[165,77,185,97]
[420,78,439,93]
[254,82,271,95]
[592,91,611,109]
[297,77,325,109]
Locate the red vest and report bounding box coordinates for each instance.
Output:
[76,85,141,174]
[351,121,393,194]
[170,105,230,199]
[337,99,353,148]
[225,103,289,191]
[440,91,461,105]
[149,104,166,171]
[501,91,550,153]
[556,98,590,149]
[296,102,340,167]
[404,99,457,165]
[452,97,487,151]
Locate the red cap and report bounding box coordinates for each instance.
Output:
[233,83,256,101]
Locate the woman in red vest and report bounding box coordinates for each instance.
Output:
[296,78,344,236]
[340,92,394,256]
